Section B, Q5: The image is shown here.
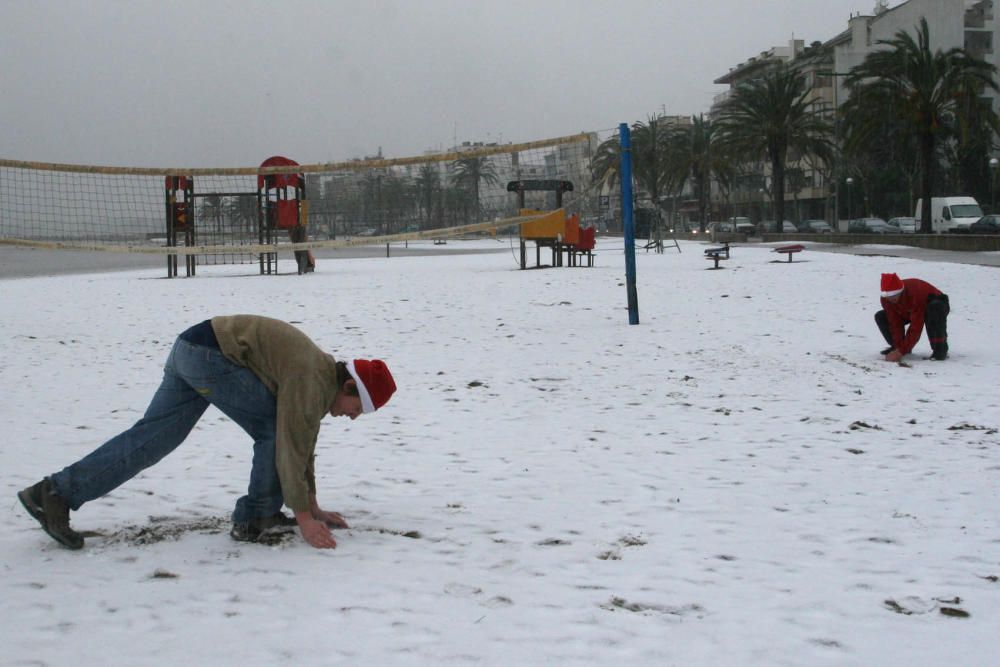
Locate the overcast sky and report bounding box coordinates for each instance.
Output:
[1,0,885,167]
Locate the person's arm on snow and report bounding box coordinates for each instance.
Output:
[302,446,348,529]
[309,493,349,528]
[293,508,338,548]
[899,307,926,358]
[276,384,340,549]
[882,304,907,361]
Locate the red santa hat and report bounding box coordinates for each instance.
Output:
[346,359,396,413]
[880,273,904,297]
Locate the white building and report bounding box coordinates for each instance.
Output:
[828,0,998,113]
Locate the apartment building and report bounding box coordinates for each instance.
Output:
[709,0,998,225]
[829,0,998,113]
[710,39,834,223]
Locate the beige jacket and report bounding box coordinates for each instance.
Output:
[211,315,340,512]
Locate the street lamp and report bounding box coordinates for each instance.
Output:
[846,177,854,223]
[990,157,998,213]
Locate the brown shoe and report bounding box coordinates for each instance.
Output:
[17,479,84,550]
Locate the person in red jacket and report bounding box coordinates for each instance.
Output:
[875,273,950,362]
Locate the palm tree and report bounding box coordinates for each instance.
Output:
[589,135,623,228]
[629,116,675,228]
[449,156,500,221]
[715,62,833,232]
[379,172,408,234]
[590,117,676,236]
[843,17,998,232]
[591,135,621,193]
[665,115,733,231]
[842,105,923,219]
[199,194,224,233]
[951,89,999,202]
[440,184,475,226]
[591,118,680,237]
[360,171,384,233]
[415,163,440,229]
[226,195,259,237]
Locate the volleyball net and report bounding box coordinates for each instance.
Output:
[0,133,609,266]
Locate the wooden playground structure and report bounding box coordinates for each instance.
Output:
[509,179,595,270]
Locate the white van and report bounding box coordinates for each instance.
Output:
[913,197,983,233]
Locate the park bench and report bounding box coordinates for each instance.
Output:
[773,244,805,262]
[704,242,730,269]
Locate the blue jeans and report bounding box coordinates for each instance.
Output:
[49,337,283,523]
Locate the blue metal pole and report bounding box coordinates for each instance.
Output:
[619,123,640,325]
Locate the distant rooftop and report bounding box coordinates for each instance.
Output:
[713,40,804,85]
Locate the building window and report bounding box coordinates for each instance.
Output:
[965,30,993,57]
[965,1,992,28]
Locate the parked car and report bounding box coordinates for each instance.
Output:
[887,216,918,233]
[708,221,734,233]
[728,216,756,234]
[848,217,895,234]
[708,218,755,235]
[969,214,1000,233]
[802,219,833,233]
[759,220,798,233]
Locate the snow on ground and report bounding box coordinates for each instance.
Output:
[1,238,998,666]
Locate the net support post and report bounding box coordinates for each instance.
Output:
[619,123,640,325]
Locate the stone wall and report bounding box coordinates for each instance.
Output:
[700,231,1000,251]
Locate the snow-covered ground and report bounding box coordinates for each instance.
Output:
[2,238,998,666]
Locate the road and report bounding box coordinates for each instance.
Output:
[791,240,1000,268]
